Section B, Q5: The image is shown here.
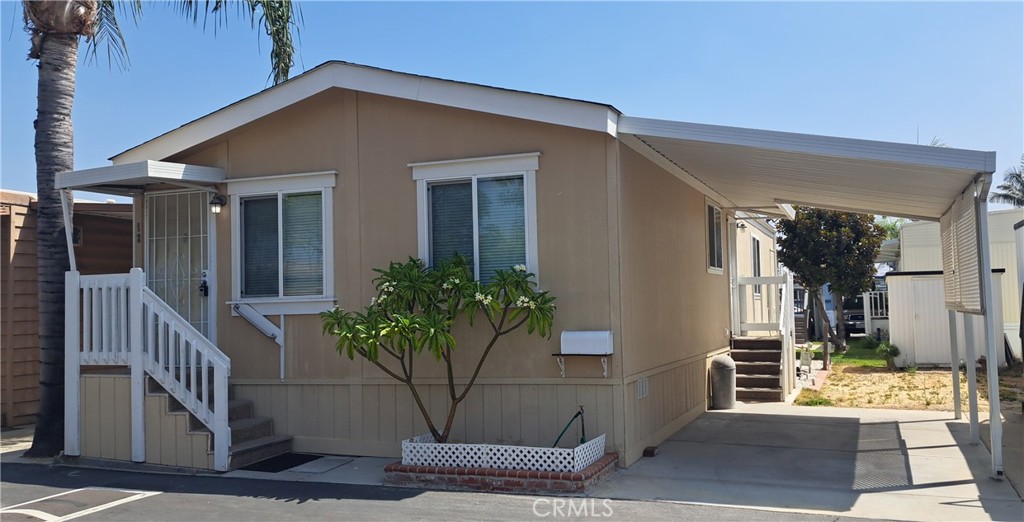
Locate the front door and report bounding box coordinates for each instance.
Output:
[145,191,212,337]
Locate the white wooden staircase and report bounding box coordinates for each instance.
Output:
[65,268,290,471]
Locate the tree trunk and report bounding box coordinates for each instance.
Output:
[25,33,77,458]
[834,295,847,351]
[811,291,833,370]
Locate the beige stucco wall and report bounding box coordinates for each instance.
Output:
[154,89,732,466]
[617,144,732,376]
[170,89,617,383]
[614,144,733,463]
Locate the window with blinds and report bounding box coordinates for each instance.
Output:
[707,204,723,271]
[241,191,324,298]
[428,176,526,283]
[752,236,762,295]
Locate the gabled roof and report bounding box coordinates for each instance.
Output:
[106,60,996,223]
[112,61,621,164]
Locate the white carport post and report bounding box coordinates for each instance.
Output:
[947,309,961,420]
[976,184,1003,478]
[963,314,980,443]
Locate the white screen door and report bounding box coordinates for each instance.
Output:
[145,191,211,337]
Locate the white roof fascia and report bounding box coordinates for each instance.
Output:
[56,160,225,190]
[618,133,736,209]
[775,198,941,223]
[619,116,997,174]
[775,202,796,220]
[113,63,619,165]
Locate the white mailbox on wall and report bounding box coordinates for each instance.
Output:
[555,330,613,378]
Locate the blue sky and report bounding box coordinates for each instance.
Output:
[2,1,1022,207]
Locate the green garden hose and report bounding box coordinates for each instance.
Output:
[552,405,586,447]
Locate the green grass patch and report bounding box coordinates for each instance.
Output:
[794,389,834,406]
[832,338,887,368]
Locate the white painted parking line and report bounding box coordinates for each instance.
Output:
[1,508,60,521]
[0,487,161,522]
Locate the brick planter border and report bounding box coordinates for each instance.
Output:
[384,453,618,495]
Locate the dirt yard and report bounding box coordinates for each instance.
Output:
[814,366,989,411]
[800,363,1024,412]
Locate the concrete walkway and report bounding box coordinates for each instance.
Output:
[591,403,1023,522]
[4,405,1021,521]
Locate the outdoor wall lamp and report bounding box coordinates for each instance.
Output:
[209,194,227,214]
[736,222,747,230]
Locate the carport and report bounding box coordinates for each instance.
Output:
[618,116,1006,478]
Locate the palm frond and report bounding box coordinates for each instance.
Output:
[180,0,300,85]
[85,0,143,71]
[988,160,1024,207]
[247,0,300,85]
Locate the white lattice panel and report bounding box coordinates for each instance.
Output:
[572,434,606,472]
[402,433,606,473]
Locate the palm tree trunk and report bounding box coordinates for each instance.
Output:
[25,33,77,458]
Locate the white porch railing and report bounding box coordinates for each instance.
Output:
[863,290,889,339]
[64,268,231,471]
[736,271,796,397]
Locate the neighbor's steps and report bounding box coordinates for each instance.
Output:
[146,376,291,470]
[731,336,784,402]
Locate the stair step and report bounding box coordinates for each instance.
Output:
[228,434,293,470]
[731,349,782,363]
[229,400,255,422]
[230,417,276,446]
[737,375,780,388]
[735,361,781,375]
[737,387,784,402]
[732,337,783,350]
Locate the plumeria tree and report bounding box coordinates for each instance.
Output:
[321,255,556,443]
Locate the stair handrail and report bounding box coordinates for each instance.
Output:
[141,285,231,471]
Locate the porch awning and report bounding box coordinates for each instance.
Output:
[55,160,225,196]
[618,116,996,221]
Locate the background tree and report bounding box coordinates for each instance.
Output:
[21,0,300,458]
[321,257,555,443]
[875,216,907,240]
[989,154,1024,208]
[777,208,885,368]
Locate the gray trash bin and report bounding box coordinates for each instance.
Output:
[710,354,736,410]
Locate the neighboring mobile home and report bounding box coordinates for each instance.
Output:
[54,62,998,472]
[0,190,132,427]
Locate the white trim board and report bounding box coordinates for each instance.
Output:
[619,116,996,173]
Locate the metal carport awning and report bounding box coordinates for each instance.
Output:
[618,116,996,221]
[617,115,1005,479]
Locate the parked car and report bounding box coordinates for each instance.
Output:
[842,296,866,337]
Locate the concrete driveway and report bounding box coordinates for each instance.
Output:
[592,403,1023,522]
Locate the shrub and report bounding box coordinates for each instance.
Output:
[876,341,901,371]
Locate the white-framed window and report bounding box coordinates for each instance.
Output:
[411,153,539,283]
[228,171,335,315]
[706,202,723,273]
[752,236,762,296]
